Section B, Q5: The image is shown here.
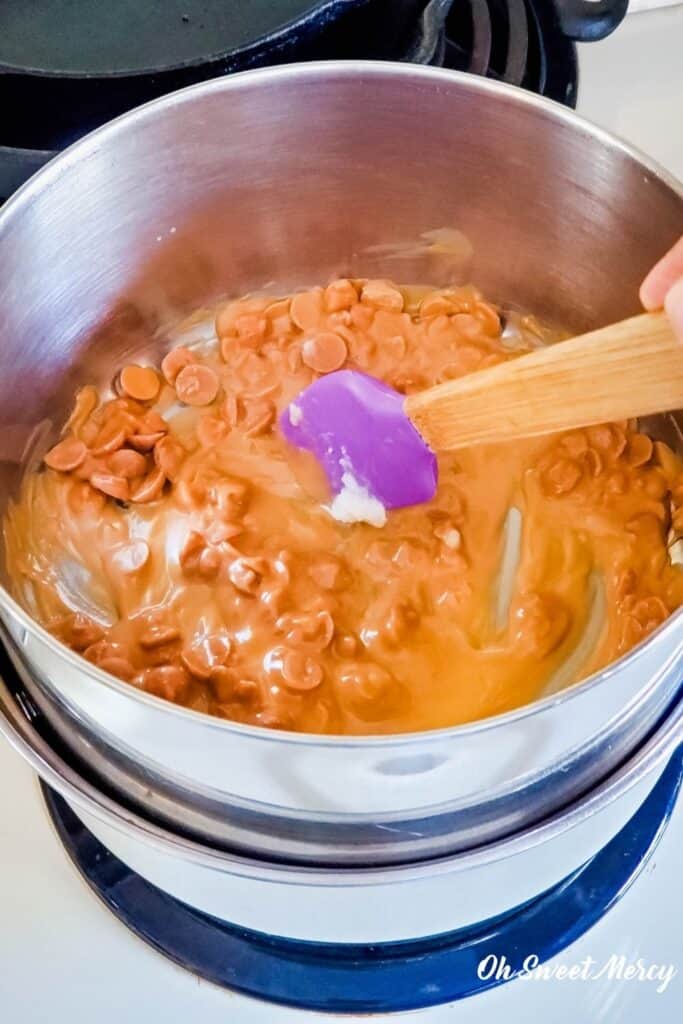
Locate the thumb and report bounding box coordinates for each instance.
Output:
[640,236,683,310]
[664,277,683,343]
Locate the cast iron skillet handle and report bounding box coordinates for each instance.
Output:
[557,0,629,42]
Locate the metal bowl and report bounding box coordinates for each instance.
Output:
[0,62,682,865]
[1,655,681,943]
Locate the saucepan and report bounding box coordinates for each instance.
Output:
[0,657,681,944]
[0,63,681,866]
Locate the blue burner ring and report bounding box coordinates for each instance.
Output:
[42,743,683,1014]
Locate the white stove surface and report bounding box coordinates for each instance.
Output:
[1,739,681,1022]
[1,7,683,1021]
[577,5,683,180]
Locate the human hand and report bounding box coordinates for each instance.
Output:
[640,235,683,341]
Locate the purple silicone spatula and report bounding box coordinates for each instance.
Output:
[280,370,438,516]
[280,311,682,519]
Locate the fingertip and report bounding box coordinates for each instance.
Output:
[639,277,658,310]
[639,260,668,309]
[664,277,683,341]
[639,236,683,311]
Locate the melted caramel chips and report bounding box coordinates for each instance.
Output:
[5,278,683,734]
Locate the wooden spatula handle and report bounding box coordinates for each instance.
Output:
[405,312,683,451]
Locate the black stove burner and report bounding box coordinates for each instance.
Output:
[437,0,577,106]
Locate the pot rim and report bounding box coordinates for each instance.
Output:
[1,60,682,749]
[1,665,681,884]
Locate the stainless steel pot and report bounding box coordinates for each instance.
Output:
[1,659,681,943]
[0,62,682,865]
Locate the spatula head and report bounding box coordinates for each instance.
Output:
[280,370,438,511]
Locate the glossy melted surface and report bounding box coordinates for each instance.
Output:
[5,279,683,734]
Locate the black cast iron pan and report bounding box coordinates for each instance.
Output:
[0,0,629,197]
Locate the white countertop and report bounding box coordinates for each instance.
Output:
[577,6,683,180]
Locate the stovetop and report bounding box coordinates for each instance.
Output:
[0,0,582,197]
[1,734,680,1021]
[440,0,576,104]
[578,4,683,178]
